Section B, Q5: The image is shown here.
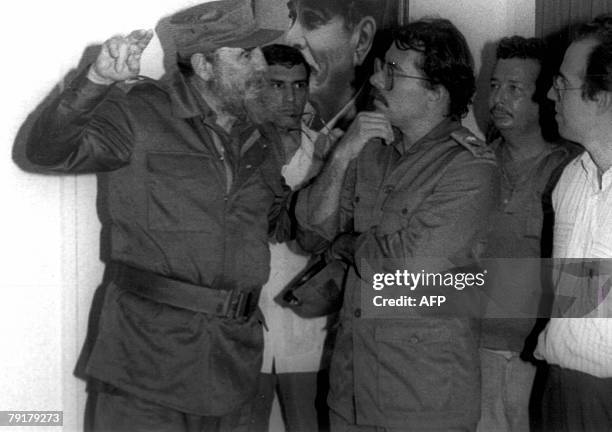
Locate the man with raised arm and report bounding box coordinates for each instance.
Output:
[25,1,290,430]
[297,18,499,431]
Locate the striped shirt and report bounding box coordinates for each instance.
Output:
[536,151,612,377]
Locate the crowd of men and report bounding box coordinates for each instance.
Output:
[22,0,612,431]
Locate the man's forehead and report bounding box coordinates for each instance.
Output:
[493,57,540,82]
[563,38,598,78]
[215,47,243,58]
[214,46,258,61]
[288,0,343,15]
[268,64,308,81]
[386,45,421,69]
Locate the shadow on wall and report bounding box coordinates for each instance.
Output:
[11,9,181,391]
[12,44,102,175]
[12,5,183,173]
[473,40,498,140]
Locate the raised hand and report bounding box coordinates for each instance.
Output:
[335,112,394,161]
[87,29,154,85]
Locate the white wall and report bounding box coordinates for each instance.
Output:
[1,1,205,430]
[1,1,534,431]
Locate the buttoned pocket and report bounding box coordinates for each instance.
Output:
[374,323,453,413]
[146,152,221,232]
[378,189,425,236]
[377,205,410,236]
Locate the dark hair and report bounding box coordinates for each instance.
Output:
[262,44,311,79]
[574,14,612,100]
[288,0,393,95]
[392,18,475,119]
[495,36,559,141]
[289,0,384,30]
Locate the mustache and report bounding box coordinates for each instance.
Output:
[490,104,512,116]
[370,88,388,106]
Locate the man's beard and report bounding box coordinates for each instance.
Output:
[209,68,267,121]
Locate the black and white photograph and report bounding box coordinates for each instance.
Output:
[2,0,612,431]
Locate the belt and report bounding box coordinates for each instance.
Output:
[113,264,258,320]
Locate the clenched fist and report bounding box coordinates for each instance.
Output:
[87,29,154,85]
[334,112,394,161]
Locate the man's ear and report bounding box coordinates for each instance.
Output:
[594,89,612,115]
[352,16,376,67]
[191,53,212,81]
[428,84,450,111]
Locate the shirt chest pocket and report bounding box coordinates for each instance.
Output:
[377,192,420,237]
[146,152,222,232]
[353,182,382,233]
[374,323,453,413]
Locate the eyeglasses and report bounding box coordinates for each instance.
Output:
[374,58,431,91]
[551,73,610,98]
[551,74,583,98]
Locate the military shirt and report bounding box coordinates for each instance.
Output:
[298,118,500,429]
[26,69,290,415]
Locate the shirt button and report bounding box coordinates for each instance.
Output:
[354,196,360,203]
[354,308,361,318]
[409,335,419,344]
[262,144,267,149]
[219,156,225,161]
[246,164,252,169]
[224,195,229,201]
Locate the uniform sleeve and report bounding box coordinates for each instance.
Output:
[267,179,296,244]
[25,68,135,173]
[355,158,500,279]
[293,159,357,253]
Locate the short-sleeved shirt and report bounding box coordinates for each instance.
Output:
[481,138,576,352]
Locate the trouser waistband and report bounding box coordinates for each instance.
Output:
[113,263,259,320]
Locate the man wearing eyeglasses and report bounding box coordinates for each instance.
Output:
[296,18,499,431]
[534,14,612,432]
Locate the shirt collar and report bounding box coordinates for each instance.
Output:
[166,71,215,120]
[490,136,560,162]
[166,71,263,143]
[394,117,462,155]
[578,151,612,191]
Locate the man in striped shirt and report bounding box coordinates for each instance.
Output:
[535,14,612,432]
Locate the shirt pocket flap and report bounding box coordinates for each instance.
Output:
[147,152,213,178]
[374,323,451,344]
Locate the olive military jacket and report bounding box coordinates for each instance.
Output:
[298,119,500,430]
[26,69,290,415]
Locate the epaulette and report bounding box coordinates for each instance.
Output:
[115,75,160,94]
[450,128,496,161]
